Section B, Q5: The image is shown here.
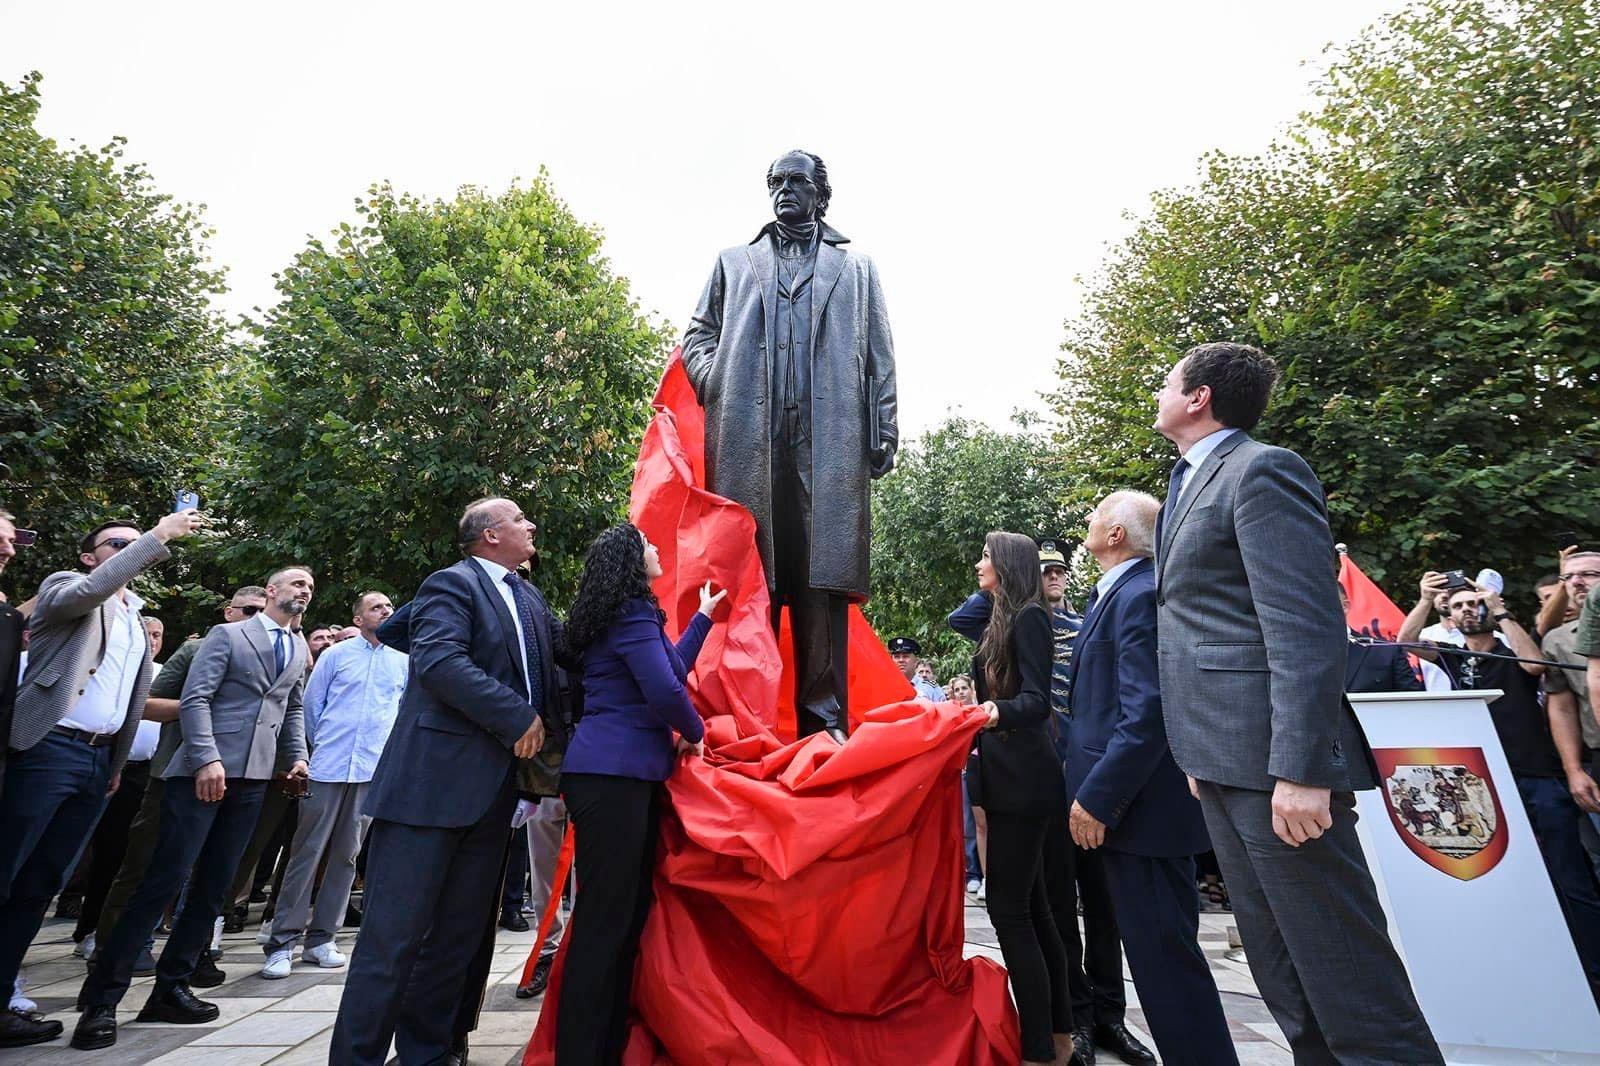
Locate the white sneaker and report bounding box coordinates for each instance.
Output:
[260,949,294,979]
[965,879,981,895]
[976,881,987,901]
[255,918,274,946]
[303,943,346,969]
[72,932,96,959]
[211,915,224,952]
[9,975,36,1013]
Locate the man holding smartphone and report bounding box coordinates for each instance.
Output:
[75,566,314,1050]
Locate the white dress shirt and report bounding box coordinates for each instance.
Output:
[1176,427,1240,500]
[258,611,294,674]
[59,590,146,736]
[471,556,531,694]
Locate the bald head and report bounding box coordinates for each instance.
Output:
[1087,490,1160,566]
[459,497,537,568]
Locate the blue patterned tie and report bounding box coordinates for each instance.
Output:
[504,573,546,713]
[272,628,287,677]
[1155,457,1190,551]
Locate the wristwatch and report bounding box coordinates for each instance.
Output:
[1493,611,1512,622]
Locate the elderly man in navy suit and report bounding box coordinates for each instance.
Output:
[332,497,565,1066]
[1064,491,1236,1065]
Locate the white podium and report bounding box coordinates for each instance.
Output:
[1350,690,1600,1063]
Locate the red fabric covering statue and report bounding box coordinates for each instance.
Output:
[524,353,1019,1064]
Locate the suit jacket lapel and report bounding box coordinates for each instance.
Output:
[243,616,275,677]
[1075,559,1152,648]
[745,239,778,385]
[465,559,527,698]
[1159,432,1251,572]
[809,242,847,350]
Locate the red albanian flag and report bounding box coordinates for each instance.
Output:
[1339,551,1407,641]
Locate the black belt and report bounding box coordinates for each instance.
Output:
[54,726,117,748]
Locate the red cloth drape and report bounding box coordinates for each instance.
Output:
[1338,552,1407,640]
[524,352,1018,1064]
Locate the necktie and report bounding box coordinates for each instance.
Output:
[272,628,287,676]
[1155,456,1190,551]
[504,573,546,713]
[1084,584,1102,617]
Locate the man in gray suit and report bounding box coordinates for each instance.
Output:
[74,566,314,1050]
[0,510,201,1049]
[1153,342,1441,1064]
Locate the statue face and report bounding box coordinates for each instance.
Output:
[767,153,820,226]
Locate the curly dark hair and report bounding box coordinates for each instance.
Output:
[563,523,659,655]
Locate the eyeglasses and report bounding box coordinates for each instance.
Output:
[92,537,134,553]
[1563,571,1600,583]
[767,173,816,191]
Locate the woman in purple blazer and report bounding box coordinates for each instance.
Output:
[556,523,725,1065]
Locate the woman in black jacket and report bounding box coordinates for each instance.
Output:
[965,531,1080,1066]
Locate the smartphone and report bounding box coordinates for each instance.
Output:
[1556,531,1581,552]
[174,490,200,513]
[1443,569,1470,591]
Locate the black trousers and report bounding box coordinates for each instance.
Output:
[985,810,1074,1062]
[83,778,268,1008]
[1042,815,1125,1026]
[502,823,530,911]
[558,773,661,1066]
[770,412,849,736]
[330,782,518,1066]
[73,759,150,942]
[95,775,167,945]
[1100,851,1236,1065]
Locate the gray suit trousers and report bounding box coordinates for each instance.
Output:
[266,781,370,954]
[1196,782,1443,1065]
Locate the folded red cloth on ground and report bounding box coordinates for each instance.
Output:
[525,352,1018,1065]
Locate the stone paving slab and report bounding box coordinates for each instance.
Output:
[8,897,1289,1064]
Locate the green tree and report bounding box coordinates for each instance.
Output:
[0,72,233,620]
[1053,0,1600,609]
[218,178,665,617]
[868,415,1079,679]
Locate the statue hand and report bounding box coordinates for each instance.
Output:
[869,442,896,479]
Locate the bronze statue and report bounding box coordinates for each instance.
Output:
[682,150,899,739]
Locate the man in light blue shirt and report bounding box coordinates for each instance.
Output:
[261,591,405,977]
[888,636,945,700]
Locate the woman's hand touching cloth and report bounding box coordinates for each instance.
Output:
[979,701,1000,729]
[698,581,728,619]
[676,735,705,758]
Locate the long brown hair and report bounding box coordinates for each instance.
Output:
[976,531,1045,699]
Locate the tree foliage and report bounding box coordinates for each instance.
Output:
[216,179,665,620]
[867,415,1079,679]
[0,72,233,617]
[1053,0,1600,607]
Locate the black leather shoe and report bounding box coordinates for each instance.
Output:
[498,909,529,933]
[136,984,220,1024]
[1071,1025,1096,1065]
[69,1005,116,1050]
[516,955,553,998]
[448,1033,468,1065]
[192,952,227,988]
[1,1008,64,1048]
[223,905,247,934]
[1094,1022,1155,1065]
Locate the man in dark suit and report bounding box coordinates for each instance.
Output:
[74,566,312,1049]
[0,509,25,801]
[1338,584,1424,694]
[1153,342,1440,1063]
[332,497,564,1065]
[1064,491,1234,1065]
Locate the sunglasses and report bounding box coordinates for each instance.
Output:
[92,537,135,553]
[230,604,264,616]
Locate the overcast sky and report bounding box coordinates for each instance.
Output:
[3,0,1398,439]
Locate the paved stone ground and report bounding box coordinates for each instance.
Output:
[10,897,1291,1064]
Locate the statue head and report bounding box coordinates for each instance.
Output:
[766,150,831,224]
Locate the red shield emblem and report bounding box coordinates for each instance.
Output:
[1373,747,1508,881]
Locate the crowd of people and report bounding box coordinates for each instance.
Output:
[0,341,1598,1065]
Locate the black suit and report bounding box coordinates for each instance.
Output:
[333,558,565,1065]
[968,603,1074,1063]
[0,603,21,801]
[1343,635,1423,695]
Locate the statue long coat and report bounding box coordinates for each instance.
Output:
[681,223,899,601]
